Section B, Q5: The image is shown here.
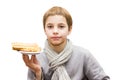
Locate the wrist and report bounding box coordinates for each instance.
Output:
[35,71,41,80]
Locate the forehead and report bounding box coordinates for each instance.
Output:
[46,15,67,24]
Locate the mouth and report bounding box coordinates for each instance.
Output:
[51,36,61,40]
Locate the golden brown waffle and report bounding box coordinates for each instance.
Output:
[12,42,41,52]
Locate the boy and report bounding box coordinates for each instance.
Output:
[22,6,110,80]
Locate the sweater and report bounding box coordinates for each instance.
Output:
[27,45,110,80]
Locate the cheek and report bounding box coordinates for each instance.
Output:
[44,30,53,38]
[44,29,49,36]
[45,31,50,36]
[61,31,69,37]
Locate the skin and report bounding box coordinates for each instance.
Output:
[44,15,72,53]
[22,15,72,80]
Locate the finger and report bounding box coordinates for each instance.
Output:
[33,55,39,64]
[31,55,38,64]
[22,54,29,63]
[30,55,35,62]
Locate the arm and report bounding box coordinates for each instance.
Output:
[27,68,43,80]
[27,69,36,80]
[83,51,110,80]
[22,54,42,80]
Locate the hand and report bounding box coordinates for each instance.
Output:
[22,54,41,79]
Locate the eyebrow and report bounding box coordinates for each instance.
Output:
[46,22,66,25]
[46,23,53,25]
[58,23,66,25]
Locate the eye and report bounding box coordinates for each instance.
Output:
[47,25,53,29]
[59,25,65,28]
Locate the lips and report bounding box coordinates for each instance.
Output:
[51,36,61,40]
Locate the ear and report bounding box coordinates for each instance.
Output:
[68,26,72,35]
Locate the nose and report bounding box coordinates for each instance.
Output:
[53,27,59,34]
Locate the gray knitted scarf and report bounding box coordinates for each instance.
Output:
[44,39,73,80]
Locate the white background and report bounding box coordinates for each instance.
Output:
[0,0,120,80]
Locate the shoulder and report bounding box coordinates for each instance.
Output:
[72,45,91,56]
[36,52,48,61]
[72,45,95,62]
[36,52,49,66]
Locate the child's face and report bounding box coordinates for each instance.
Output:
[44,15,71,46]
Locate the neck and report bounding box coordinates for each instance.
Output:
[49,39,67,53]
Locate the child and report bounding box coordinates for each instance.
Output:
[22,6,110,80]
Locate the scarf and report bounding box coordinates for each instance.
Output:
[44,39,73,80]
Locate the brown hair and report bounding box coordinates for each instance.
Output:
[43,6,72,30]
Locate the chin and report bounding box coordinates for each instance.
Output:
[51,42,61,46]
[50,40,63,46]
[48,38,65,46]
